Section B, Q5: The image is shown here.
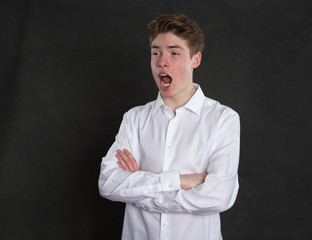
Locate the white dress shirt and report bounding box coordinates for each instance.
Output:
[98,84,240,240]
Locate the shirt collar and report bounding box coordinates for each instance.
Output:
[183,84,205,115]
[153,92,165,113]
[152,83,205,115]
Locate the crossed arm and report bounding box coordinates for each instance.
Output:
[99,110,240,215]
[116,149,207,190]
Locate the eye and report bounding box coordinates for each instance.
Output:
[152,52,159,56]
[172,52,180,56]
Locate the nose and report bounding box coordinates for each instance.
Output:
[158,54,169,68]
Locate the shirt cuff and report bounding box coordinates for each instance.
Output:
[159,171,181,192]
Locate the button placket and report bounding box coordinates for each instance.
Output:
[160,212,170,240]
[162,118,177,173]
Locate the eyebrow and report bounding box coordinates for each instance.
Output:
[168,45,184,50]
[151,44,184,51]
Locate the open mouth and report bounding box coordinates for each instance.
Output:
[159,73,172,87]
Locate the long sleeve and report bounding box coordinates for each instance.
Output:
[133,111,240,216]
[98,110,181,203]
[99,86,239,240]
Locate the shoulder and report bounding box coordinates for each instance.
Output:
[123,100,156,121]
[202,96,239,122]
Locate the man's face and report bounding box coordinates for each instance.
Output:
[151,32,201,104]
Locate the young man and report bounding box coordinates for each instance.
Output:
[98,14,240,240]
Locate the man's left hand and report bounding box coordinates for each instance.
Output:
[116,149,139,172]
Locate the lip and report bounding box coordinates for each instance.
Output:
[158,72,171,78]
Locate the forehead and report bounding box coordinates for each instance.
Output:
[151,32,190,50]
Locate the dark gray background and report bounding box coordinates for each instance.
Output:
[1,0,311,239]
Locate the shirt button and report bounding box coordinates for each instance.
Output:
[164,209,168,213]
[167,145,171,149]
[142,187,147,191]
[163,222,168,227]
[168,184,172,188]
[141,204,145,209]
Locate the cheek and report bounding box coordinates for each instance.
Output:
[182,62,194,75]
[151,65,158,81]
[151,60,157,72]
[151,66,157,77]
[176,64,189,77]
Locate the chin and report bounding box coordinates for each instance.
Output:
[160,90,175,98]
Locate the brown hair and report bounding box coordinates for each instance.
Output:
[147,14,205,57]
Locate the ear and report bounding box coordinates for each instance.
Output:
[192,52,202,69]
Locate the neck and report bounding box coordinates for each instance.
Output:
[163,85,197,112]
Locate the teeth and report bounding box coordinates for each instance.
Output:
[161,80,170,87]
[159,73,171,87]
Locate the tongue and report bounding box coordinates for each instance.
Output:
[162,76,172,83]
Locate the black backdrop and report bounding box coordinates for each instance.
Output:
[1,0,311,239]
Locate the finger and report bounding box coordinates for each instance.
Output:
[116,153,125,170]
[123,149,139,172]
[116,160,123,169]
[116,149,138,172]
[117,149,135,172]
[119,149,137,172]
[116,152,130,171]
